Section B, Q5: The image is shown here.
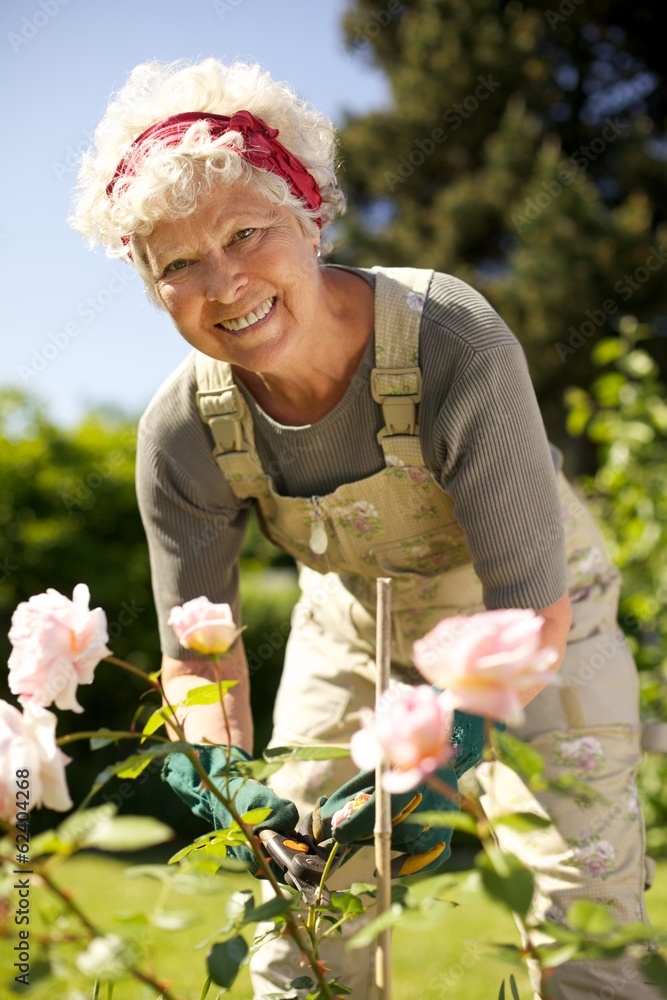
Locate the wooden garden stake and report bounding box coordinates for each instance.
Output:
[375,577,392,999]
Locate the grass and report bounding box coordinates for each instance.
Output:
[2,850,667,1000]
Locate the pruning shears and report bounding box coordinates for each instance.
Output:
[258,823,348,906]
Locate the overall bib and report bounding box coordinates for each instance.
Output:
[196,268,658,1000]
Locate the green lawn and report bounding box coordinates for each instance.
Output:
[2,851,666,999]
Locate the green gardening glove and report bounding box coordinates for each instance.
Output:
[162,745,299,879]
[308,761,460,878]
[450,709,486,777]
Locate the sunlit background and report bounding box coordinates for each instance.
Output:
[0,0,389,425]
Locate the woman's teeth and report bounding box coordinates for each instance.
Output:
[219,296,275,331]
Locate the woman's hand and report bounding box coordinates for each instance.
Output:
[517,591,572,710]
[161,641,254,753]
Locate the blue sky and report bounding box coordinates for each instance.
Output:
[0,0,389,425]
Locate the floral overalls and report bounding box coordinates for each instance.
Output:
[195,267,659,1000]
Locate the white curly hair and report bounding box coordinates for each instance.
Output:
[70,59,345,284]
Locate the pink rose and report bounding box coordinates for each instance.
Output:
[412,609,559,723]
[0,700,72,822]
[350,685,454,792]
[8,584,111,713]
[168,597,242,656]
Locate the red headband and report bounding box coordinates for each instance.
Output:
[106,110,322,226]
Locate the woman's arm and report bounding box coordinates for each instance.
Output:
[161,639,254,753]
[517,591,573,709]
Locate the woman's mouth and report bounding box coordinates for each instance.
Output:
[217,296,276,332]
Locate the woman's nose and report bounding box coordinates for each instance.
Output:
[204,252,247,303]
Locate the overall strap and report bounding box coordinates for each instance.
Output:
[193,351,271,501]
[371,266,433,467]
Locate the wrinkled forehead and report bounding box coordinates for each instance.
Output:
[134,180,284,265]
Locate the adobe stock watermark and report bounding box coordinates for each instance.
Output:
[347,0,404,50]
[555,246,667,361]
[8,0,72,54]
[1,556,19,581]
[19,268,138,383]
[512,118,629,233]
[212,0,243,18]
[544,0,585,30]
[423,939,485,996]
[384,75,502,191]
[52,125,96,183]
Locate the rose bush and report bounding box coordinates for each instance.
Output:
[2,588,663,999]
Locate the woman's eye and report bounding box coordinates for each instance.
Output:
[233,228,254,241]
[165,259,189,274]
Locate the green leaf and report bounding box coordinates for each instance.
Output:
[546,772,606,807]
[411,810,478,834]
[591,337,628,367]
[116,754,155,780]
[245,895,293,924]
[287,978,315,990]
[238,807,272,826]
[509,973,521,1000]
[643,954,667,997]
[330,891,364,916]
[490,731,545,784]
[536,943,581,968]
[55,803,117,850]
[182,681,238,707]
[620,349,657,379]
[233,759,284,782]
[492,812,552,833]
[349,882,377,898]
[476,849,534,920]
[28,829,63,857]
[566,900,617,935]
[90,735,115,751]
[141,705,177,741]
[85,815,175,852]
[206,936,249,988]
[490,943,524,968]
[498,981,506,1000]
[169,826,247,865]
[326,979,353,995]
[347,903,404,949]
[83,742,191,807]
[264,744,351,762]
[607,921,661,947]
[112,911,150,927]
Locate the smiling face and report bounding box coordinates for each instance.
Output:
[140,179,322,375]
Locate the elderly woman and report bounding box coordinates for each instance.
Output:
[73,59,657,1000]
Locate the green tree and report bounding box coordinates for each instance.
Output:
[336,0,667,453]
[0,390,297,832]
[564,325,667,852]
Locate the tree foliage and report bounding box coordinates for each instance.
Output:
[336,0,667,451]
[565,323,667,852]
[0,389,297,832]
